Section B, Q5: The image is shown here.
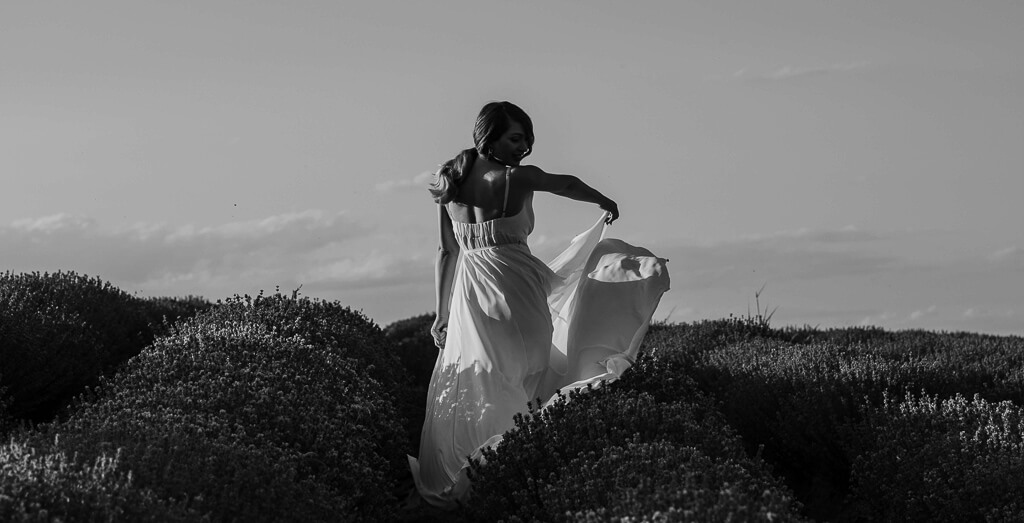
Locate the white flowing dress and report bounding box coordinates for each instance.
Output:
[408,168,670,508]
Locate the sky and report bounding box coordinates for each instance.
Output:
[2,1,1022,335]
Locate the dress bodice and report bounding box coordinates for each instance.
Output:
[449,194,535,251]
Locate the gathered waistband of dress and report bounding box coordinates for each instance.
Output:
[462,239,526,253]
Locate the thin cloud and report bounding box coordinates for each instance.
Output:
[0,211,391,299]
[650,227,1023,335]
[657,226,901,291]
[908,305,938,321]
[738,225,882,243]
[300,250,430,291]
[964,307,1016,319]
[858,307,937,327]
[374,171,434,192]
[859,311,898,327]
[734,61,870,81]
[10,213,97,233]
[671,244,897,290]
[989,246,1023,266]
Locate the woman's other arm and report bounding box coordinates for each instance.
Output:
[432,204,460,349]
[516,165,619,223]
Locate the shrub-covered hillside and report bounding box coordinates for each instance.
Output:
[2,271,1024,521]
[0,271,211,423]
[390,313,1024,522]
[2,278,407,522]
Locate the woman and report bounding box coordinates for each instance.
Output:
[409,101,668,509]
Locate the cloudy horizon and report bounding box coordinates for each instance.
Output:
[4,207,1021,336]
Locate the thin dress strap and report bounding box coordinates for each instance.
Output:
[501,166,511,218]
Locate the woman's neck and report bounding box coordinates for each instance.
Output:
[479,156,510,169]
[485,154,523,168]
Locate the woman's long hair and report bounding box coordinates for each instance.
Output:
[429,101,535,204]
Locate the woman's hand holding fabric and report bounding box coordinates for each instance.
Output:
[431,317,448,350]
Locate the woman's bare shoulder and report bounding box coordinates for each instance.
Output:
[511,164,544,175]
[510,165,544,187]
[511,164,575,194]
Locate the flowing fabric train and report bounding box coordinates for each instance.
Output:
[409,212,669,508]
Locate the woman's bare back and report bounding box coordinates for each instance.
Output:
[445,163,530,224]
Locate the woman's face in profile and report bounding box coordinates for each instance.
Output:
[490,121,530,166]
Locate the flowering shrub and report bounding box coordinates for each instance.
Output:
[0,381,10,438]
[192,293,412,488]
[383,312,437,387]
[561,440,803,522]
[846,392,1024,522]
[0,435,195,521]
[200,293,403,397]
[5,286,1023,521]
[383,312,437,450]
[0,271,155,422]
[641,323,1024,520]
[463,383,802,522]
[142,295,213,329]
[50,306,406,522]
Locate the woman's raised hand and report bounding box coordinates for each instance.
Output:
[601,198,619,225]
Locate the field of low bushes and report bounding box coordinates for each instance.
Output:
[3,270,1024,521]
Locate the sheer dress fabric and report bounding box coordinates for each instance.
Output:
[408,170,670,509]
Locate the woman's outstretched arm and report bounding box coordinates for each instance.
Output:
[516,165,619,223]
[432,203,460,349]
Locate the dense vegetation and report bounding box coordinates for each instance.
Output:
[0,271,211,422]
[2,271,1024,521]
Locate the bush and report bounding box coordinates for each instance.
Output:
[383,312,437,388]
[463,381,802,522]
[47,299,407,522]
[639,321,1024,520]
[142,295,213,330]
[0,380,10,438]
[563,440,803,522]
[0,435,195,522]
[195,293,412,492]
[200,293,403,399]
[0,271,155,422]
[383,312,437,451]
[847,392,1024,522]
